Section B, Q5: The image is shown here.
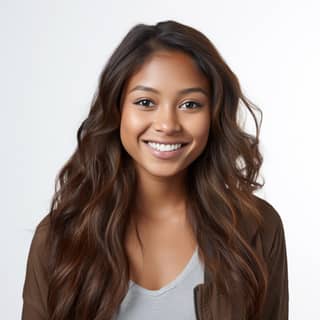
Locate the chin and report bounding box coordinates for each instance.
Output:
[140,163,188,178]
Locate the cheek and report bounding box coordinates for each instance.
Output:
[188,113,211,145]
[120,109,146,147]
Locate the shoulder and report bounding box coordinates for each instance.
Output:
[254,195,284,232]
[34,213,50,235]
[24,214,51,279]
[250,196,289,318]
[29,214,51,259]
[22,214,51,319]
[251,195,287,261]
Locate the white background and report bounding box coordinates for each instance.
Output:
[1,0,319,319]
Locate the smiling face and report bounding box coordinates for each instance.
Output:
[120,49,211,179]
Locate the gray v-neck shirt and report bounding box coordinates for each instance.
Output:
[114,246,205,319]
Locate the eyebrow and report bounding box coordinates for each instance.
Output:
[129,85,209,97]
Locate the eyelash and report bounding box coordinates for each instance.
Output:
[134,99,203,110]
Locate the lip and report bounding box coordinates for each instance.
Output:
[143,140,188,160]
[142,139,189,145]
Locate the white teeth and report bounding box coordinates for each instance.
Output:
[147,142,183,152]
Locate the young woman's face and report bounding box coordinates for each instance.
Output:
[120,50,211,178]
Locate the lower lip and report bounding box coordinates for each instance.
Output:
[143,141,188,159]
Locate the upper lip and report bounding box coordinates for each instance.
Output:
[143,139,189,145]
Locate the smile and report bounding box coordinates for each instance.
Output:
[143,141,189,160]
[147,141,183,151]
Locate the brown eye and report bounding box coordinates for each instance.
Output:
[180,101,202,110]
[134,99,155,108]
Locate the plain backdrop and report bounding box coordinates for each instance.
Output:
[1,0,319,319]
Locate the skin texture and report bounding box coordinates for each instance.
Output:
[119,50,211,289]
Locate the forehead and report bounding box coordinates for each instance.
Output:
[124,50,210,94]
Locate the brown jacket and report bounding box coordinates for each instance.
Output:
[22,196,289,319]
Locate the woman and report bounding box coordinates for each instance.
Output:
[22,20,289,320]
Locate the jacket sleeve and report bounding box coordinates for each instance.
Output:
[261,214,289,320]
[22,220,50,320]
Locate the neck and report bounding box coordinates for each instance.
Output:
[132,169,188,224]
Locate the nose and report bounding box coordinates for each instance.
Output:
[153,105,182,134]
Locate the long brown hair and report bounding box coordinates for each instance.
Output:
[45,20,268,319]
